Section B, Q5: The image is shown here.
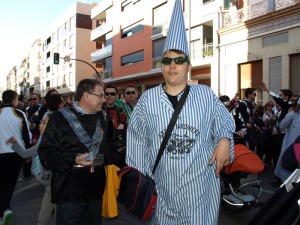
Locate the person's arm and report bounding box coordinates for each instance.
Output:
[10,140,39,158]
[126,93,148,175]
[279,111,295,130]
[209,96,235,176]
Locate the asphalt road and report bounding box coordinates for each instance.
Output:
[10,165,278,225]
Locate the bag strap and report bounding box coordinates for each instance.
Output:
[152,85,190,174]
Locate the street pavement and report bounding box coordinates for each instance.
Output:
[11,165,279,225]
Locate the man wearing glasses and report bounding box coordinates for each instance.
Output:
[19,93,42,182]
[38,79,112,225]
[103,85,128,203]
[115,85,139,122]
[237,88,257,150]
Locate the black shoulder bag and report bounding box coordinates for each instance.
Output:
[119,85,190,220]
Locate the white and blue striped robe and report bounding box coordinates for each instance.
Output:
[126,84,235,225]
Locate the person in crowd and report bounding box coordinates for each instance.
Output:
[237,87,257,150]
[259,82,293,186]
[46,93,65,112]
[220,95,247,139]
[38,88,58,121]
[230,93,240,108]
[274,97,300,183]
[253,105,266,160]
[38,79,112,225]
[0,90,31,225]
[262,101,277,166]
[115,85,139,122]
[288,94,299,112]
[103,84,128,203]
[17,94,26,111]
[103,84,127,167]
[6,112,55,225]
[126,1,235,224]
[19,92,42,182]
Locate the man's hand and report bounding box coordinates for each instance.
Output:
[6,136,17,144]
[209,138,231,176]
[259,81,269,93]
[236,130,245,137]
[75,153,93,166]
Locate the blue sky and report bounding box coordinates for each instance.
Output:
[0,0,96,88]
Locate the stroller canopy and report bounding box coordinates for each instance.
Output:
[224,144,264,174]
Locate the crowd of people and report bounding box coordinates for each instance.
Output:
[219,84,300,188]
[1,69,299,225]
[1,0,299,224]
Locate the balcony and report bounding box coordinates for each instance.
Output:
[101,70,112,79]
[91,45,112,63]
[91,0,113,20]
[152,0,167,8]
[151,22,168,40]
[91,22,113,42]
[222,0,300,28]
[191,43,214,66]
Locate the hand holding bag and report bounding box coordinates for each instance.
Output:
[119,86,190,220]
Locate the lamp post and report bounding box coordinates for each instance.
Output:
[63,55,101,80]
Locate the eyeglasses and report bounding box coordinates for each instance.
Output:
[105,92,117,97]
[87,92,105,99]
[126,91,136,95]
[161,56,190,65]
[29,98,37,101]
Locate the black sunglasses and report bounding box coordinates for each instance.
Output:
[126,91,136,95]
[29,98,37,101]
[105,92,117,96]
[161,56,190,65]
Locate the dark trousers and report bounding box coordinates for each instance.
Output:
[271,132,285,168]
[56,199,102,225]
[22,158,32,177]
[0,153,23,216]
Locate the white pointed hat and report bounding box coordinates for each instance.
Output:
[162,0,189,57]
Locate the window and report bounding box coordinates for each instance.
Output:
[69,72,73,86]
[121,0,132,12]
[121,50,144,66]
[290,53,300,94]
[153,38,165,59]
[69,35,74,49]
[122,20,144,38]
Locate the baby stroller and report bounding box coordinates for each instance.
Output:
[220,142,265,212]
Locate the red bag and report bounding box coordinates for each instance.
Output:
[118,167,156,220]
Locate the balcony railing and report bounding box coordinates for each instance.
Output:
[91,0,113,20]
[101,70,112,79]
[151,22,168,40]
[91,22,113,41]
[91,45,112,63]
[222,0,300,27]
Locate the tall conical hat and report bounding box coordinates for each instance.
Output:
[162,0,189,57]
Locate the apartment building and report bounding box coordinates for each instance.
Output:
[90,0,226,94]
[40,2,99,102]
[91,0,299,101]
[218,0,300,104]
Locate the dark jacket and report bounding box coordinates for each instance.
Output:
[38,108,112,204]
